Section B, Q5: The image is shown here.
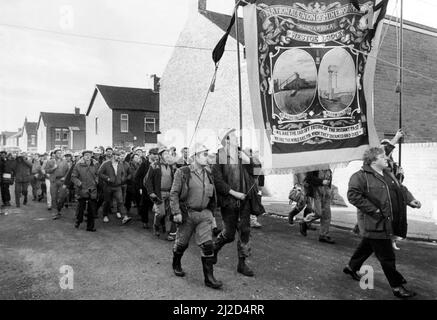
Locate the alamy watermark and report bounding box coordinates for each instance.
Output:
[359,265,374,290]
[59,265,74,290]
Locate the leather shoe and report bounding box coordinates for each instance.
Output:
[86,228,97,232]
[343,266,362,281]
[319,236,335,244]
[393,286,416,299]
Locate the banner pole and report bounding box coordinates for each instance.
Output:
[398,0,403,166]
[235,2,244,194]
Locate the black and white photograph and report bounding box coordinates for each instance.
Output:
[272,48,317,115]
[318,47,356,112]
[0,0,436,310]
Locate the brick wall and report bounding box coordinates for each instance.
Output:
[112,110,159,149]
[374,24,437,142]
[48,127,69,150]
[72,131,86,151]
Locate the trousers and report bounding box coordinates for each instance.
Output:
[214,200,251,258]
[76,197,96,230]
[174,209,214,257]
[102,187,125,217]
[348,237,406,288]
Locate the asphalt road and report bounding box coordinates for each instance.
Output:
[1,198,436,300]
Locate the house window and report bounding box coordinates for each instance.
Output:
[120,114,129,133]
[55,129,61,141]
[31,135,36,145]
[62,129,69,141]
[95,117,98,135]
[144,118,156,133]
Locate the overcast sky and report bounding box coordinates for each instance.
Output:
[0,0,435,131]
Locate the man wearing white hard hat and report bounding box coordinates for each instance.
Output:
[170,143,222,289]
[211,128,256,277]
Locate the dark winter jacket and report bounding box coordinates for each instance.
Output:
[13,157,32,183]
[383,143,404,182]
[63,161,76,187]
[136,158,151,192]
[347,164,415,239]
[304,170,332,198]
[44,158,69,183]
[126,161,141,193]
[98,160,127,189]
[71,159,100,199]
[170,165,217,223]
[31,159,43,180]
[145,161,175,200]
[0,158,15,184]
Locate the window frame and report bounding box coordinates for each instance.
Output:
[55,129,61,141]
[120,114,129,133]
[62,129,69,141]
[144,117,156,133]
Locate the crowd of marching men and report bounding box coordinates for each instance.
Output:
[0,141,264,235]
[0,128,424,297]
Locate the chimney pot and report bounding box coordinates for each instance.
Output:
[198,0,207,12]
[74,107,80,115]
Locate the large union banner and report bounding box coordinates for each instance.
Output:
[243,0,387,173]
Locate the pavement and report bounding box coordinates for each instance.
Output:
[0,194,436,300]
[262,198,437,242]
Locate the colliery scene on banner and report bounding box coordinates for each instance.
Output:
[0,0,436,301]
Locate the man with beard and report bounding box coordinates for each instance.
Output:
[211,128,257,277]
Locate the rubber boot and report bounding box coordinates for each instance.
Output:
[153,224,160,237]
[172,252,185,277]
[237,257,254,277]
[212,235,226,265]
[201,257,223,289]
[288,208,299,224]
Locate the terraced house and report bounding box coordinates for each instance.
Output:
[36,108,86,153]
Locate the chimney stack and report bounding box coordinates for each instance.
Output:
[74,107,80,115]
[150,74,161,92]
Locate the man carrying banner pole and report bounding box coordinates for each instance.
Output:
[212,129,255,277]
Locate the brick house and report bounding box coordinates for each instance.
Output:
[86,83,160,151]
[37,108,86,153]
[18,118,38,152]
